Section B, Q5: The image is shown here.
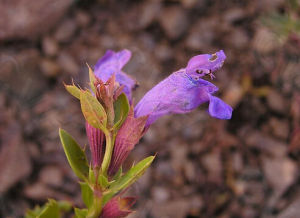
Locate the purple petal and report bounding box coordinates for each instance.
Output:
[94,49,136,101]
[186,50,226,78]
[208,95,233,119]
[135,50,232,127]
[135,71,217,127]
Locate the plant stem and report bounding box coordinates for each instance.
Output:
[101,129,113,175]
[86,191,103,218]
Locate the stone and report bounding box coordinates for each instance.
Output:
[159,6,189,40]
[151,186,170,203]
[57,52,79,75]
[54,19,77,43]
[263,156,297,196]
[39,166,64,187]
[253,28,278,54]
[243,130,287,157]
[0,0,72,40]
[151,199,190,218]
[201,150,222,183]
[185,18,216,51]
[139,0,162,29]
[223,8,245,23]
[269,118,290,140]
[267,89,289,114]
[75,10,91,28]
[0,123,31,193]
[40,59,61,78]
[42,36,59,57]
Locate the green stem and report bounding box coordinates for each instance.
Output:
[86,192,103,218]
[101,129,114,175]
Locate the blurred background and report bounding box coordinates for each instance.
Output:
[1,0,300,217]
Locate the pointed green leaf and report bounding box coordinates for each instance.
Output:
[74,208,88,218]
[59,128,89,181]
[25,200,71,218]
[104,156,154,204]
[25,206,43,218]
[38,199,60,218]
[113,93,130,130]
[80,90,107,131]
[65,83,81,99]
[79,182,93,209]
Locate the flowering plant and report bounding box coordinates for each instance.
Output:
[26,49,232,218]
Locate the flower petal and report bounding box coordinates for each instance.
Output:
[186,50,226,77]
[208,95,233,119]
[135,71,216,127]
[94,49,136,101]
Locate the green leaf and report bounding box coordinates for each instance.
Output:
[87,64,97,94]
[104,156,155,204]
[113,93,130,130]
[88,166,96,183]
[38,199,60,218]
[113,166,123,181]
[25,206,43,218]
[59,128,89,181]
[25,200,72,218]
[80,182,93,209]
[56,201,72,211]
[64,83,81,99]
[74,208,88,218]
[98,174,109,188]
[80,90,107,131]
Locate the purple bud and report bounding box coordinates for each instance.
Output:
[108,109,147,176]
[85,122,105,168]
[100,196,136,218]
[94,49,137,101]
[134,50,232,127]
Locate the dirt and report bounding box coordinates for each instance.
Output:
[0,0,299,217]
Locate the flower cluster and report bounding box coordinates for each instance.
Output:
[82,49,232,217]
[31,49,233,218]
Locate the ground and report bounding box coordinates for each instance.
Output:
[0,0,300,217]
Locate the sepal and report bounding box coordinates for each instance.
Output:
[113,93,130,131]
[80,90,107,131]
[100,196,136,218]
[64,82,81,99]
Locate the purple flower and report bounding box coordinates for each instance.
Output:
[94,49,137,101]
[86,50,136,169]
[134,50,232,127]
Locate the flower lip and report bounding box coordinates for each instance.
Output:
[186,50,226,78]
